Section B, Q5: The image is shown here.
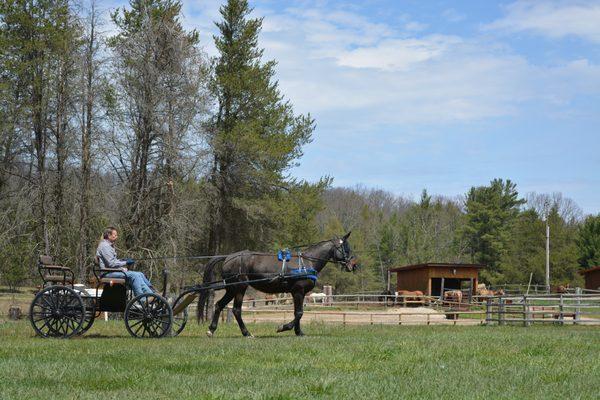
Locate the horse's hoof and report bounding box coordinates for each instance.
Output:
[245,334,255,339]
[206,330,213,338]
[276,325,284,333]
[295,332,305,337]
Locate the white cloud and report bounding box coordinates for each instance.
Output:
[442,9,466,23]
[487,0,600,42]
[107,0,600,127]
[336,36,459,71]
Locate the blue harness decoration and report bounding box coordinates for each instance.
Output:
[287,267,318,282]
[277,249,292,262]
[276,249,318,282]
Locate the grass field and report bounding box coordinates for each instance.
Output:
[1,320,599,399]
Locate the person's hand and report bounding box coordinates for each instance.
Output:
[125,258,135,266]
[121,267,128,272]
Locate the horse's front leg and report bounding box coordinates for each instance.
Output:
[232,288,253,337]
[276,289,305,335]
[276,292,296,333]
[292,290,306,336]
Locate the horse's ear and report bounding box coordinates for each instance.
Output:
[343,231,351,240]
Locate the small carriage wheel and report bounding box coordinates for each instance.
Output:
[124,293,173,338]
[77,297,96,335]
[29,286,85,338]
[170,295,189,337]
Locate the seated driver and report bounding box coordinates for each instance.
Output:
[96,226,155,296]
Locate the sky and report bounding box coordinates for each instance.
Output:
[106,0,600,214]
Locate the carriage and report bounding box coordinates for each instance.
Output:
[30,233,357,339]
[29,255,188,338]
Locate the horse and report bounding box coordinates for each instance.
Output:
[198,232,357,337]
[395,290,425,306]
[443,290,463,304]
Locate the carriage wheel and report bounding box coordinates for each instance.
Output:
[124,293,172,338]
[77,297,96,335]
[170,295,190,337]
[29,286,85,338]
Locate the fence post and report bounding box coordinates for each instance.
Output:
[486,298,492,325]
[499,297,505,326]
[575,287,581,324]
[523,296,530,327]
[559,294,564,325]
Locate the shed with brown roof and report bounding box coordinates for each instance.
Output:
[580,266,600,291]
[388,263,484,300]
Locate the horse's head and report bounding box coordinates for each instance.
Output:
[332,231,358,272]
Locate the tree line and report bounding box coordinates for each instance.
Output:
[1,0,599,293]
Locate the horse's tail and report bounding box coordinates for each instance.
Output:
[197,255,227,322]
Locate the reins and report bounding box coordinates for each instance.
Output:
[130,239,351,266]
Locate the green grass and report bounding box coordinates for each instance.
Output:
[1,320,599,399]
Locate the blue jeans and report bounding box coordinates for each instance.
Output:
[104,271,154,296]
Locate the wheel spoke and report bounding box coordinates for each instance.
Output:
[128,319,144,329]
[133,321,145,336]
[41,294,55,311]
[128,308,143,319]
[36,318,52,334]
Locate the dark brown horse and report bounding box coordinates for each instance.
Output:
[198,232,357,337]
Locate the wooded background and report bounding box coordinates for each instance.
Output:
[1,0,599,293]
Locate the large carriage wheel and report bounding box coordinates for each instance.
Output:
[29,286,85,338]
[124,293,173,338]
[77,297,96,335]
[170,293,192,337]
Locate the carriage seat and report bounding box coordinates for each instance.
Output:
[92,255,128,286]
[38,255,74,284]
[99,276,127,285]
[94,263,127,285]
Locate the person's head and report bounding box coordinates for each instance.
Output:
[103,227,118,243]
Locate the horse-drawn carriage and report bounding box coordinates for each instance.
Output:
[29,255,188,338]
[29,233,357,339]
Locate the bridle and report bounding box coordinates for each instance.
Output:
[331,238,355,270]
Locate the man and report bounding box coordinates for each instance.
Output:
[96,227,155,296]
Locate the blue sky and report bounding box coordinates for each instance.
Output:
[107,0,600,214]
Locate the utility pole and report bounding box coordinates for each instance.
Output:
[546,219,550,293]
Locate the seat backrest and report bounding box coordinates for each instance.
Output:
[39,255,54,265]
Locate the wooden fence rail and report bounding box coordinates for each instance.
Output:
[485,294,600,326]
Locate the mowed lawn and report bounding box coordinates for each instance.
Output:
[0,320,599,399]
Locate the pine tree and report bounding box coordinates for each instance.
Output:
[208,0,314,253]
[462,179,525,283]
[577,214,600,269]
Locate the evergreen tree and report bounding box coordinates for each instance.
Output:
[544,206,580,285]
[501,209,545,284]
[462,179,525,283]
[577,214,600,269]
[208,0,314,253]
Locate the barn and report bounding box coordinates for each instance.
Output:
[580,266,600,291]
[389,263,484,301]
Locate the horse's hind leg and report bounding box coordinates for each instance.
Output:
[232,287,252,337]
[207,289,235,337]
